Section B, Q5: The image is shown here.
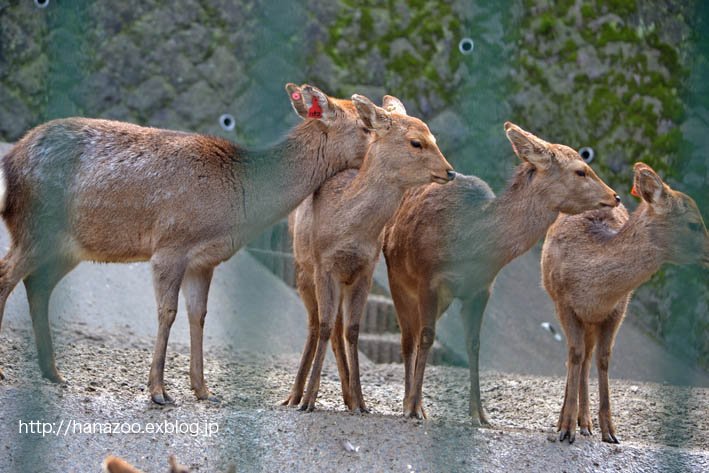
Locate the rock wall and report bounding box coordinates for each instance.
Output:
[0,0,706,367]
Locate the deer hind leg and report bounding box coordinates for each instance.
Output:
[461,290,491,426]
[578,324,598,436]
[283,277,324,407]
[557,306,585,443]
[299,270,340,412]
[148,251,187,405]
[330,303,352,409]
[341,274,372,413]
[24,258,76,383]
[0,246,32,380]
[181,266,215,402]
[596,304,625,444]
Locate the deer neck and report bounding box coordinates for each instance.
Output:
[487,166,559,265]
[341,154,408,241]
[238,121,345,242]
[598,206,668,292]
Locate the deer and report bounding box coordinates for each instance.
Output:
[282,95,455,413]
[541,162,709,444]
[102,455,234,473]
[0,83,376,404]
[381,122,620,423]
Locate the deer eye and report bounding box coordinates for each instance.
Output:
[575,170,586,177]
[688,222,701,232]
[410,140,422,149]
[361,127,370,134]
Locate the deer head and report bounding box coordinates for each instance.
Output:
[351,94,455,188]
[633,162,709,267]
[504,122,619,214]
[285,83,372,170]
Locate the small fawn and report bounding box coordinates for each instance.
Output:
[542,162,709,444]
[383,122,619,422]
[283,95,455,412]
[0,84,375,404]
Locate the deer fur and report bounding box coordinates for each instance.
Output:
[0,84,374,404]
[542,162,709,444]
[382,122,620,423]
[283,95,455,413]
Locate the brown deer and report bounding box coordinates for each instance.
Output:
[102,455,234,473]
[282,95,455,413]
[382,122,620,423]
[542,162,709,444]
[0,84,375,404]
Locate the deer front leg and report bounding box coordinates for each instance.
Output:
[405,285,439,420]
[578,325,598,436]
[284,280,321,407]
[182,267,216,402]
[341,275,373,413]
[390,280,417,416]
[299,271,340,412]
[460,290,491,426]
[596,308,624,444]
[558,309,584,443]
[148,252,187,405]
[330,304,353,409]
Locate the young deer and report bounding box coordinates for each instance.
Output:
[542,162,709,444]
[0,84,375,404]
[282,95,455,412]
[382,122,620,423]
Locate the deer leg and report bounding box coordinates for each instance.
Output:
[390,281,416,415]
[299,271,339,412]
[284,277,324,407]
[0,246,31,380]
[461,290,491,426]
[148,252,187,405]
[330,303,352,409]
[558,308,584,443]
[181,266,216,402]
[406,285,439,420]
[24,259,76,383]
[596,305,625,444]
[342,275,372,413]
[578,325,598,436]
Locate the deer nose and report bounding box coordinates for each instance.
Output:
[614,194,621,205]
[446,170,456,181]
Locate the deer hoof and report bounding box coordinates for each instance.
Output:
[151,390,173,405]
[0,369,5,380]
[352,406,370,414]
[152,393,167,405]
[559,430,575,444]
[207,395,220,403]
[602,432,619,444]
[579,427,591,436]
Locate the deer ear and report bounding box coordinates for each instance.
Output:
[382,95,407,115]
[300,84,340,124]
[285,83,308,119]
[634,162,669,210]
[504,122,552,171]
[352,94,391,133]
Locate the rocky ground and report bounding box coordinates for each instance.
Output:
[1,322,707,473]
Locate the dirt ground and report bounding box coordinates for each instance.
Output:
[1,322,707,473]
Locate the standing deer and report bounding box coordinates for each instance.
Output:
[0,84,375,404]
[542,162,709,444]
[283,95,455,412]
[382,122,620,423]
